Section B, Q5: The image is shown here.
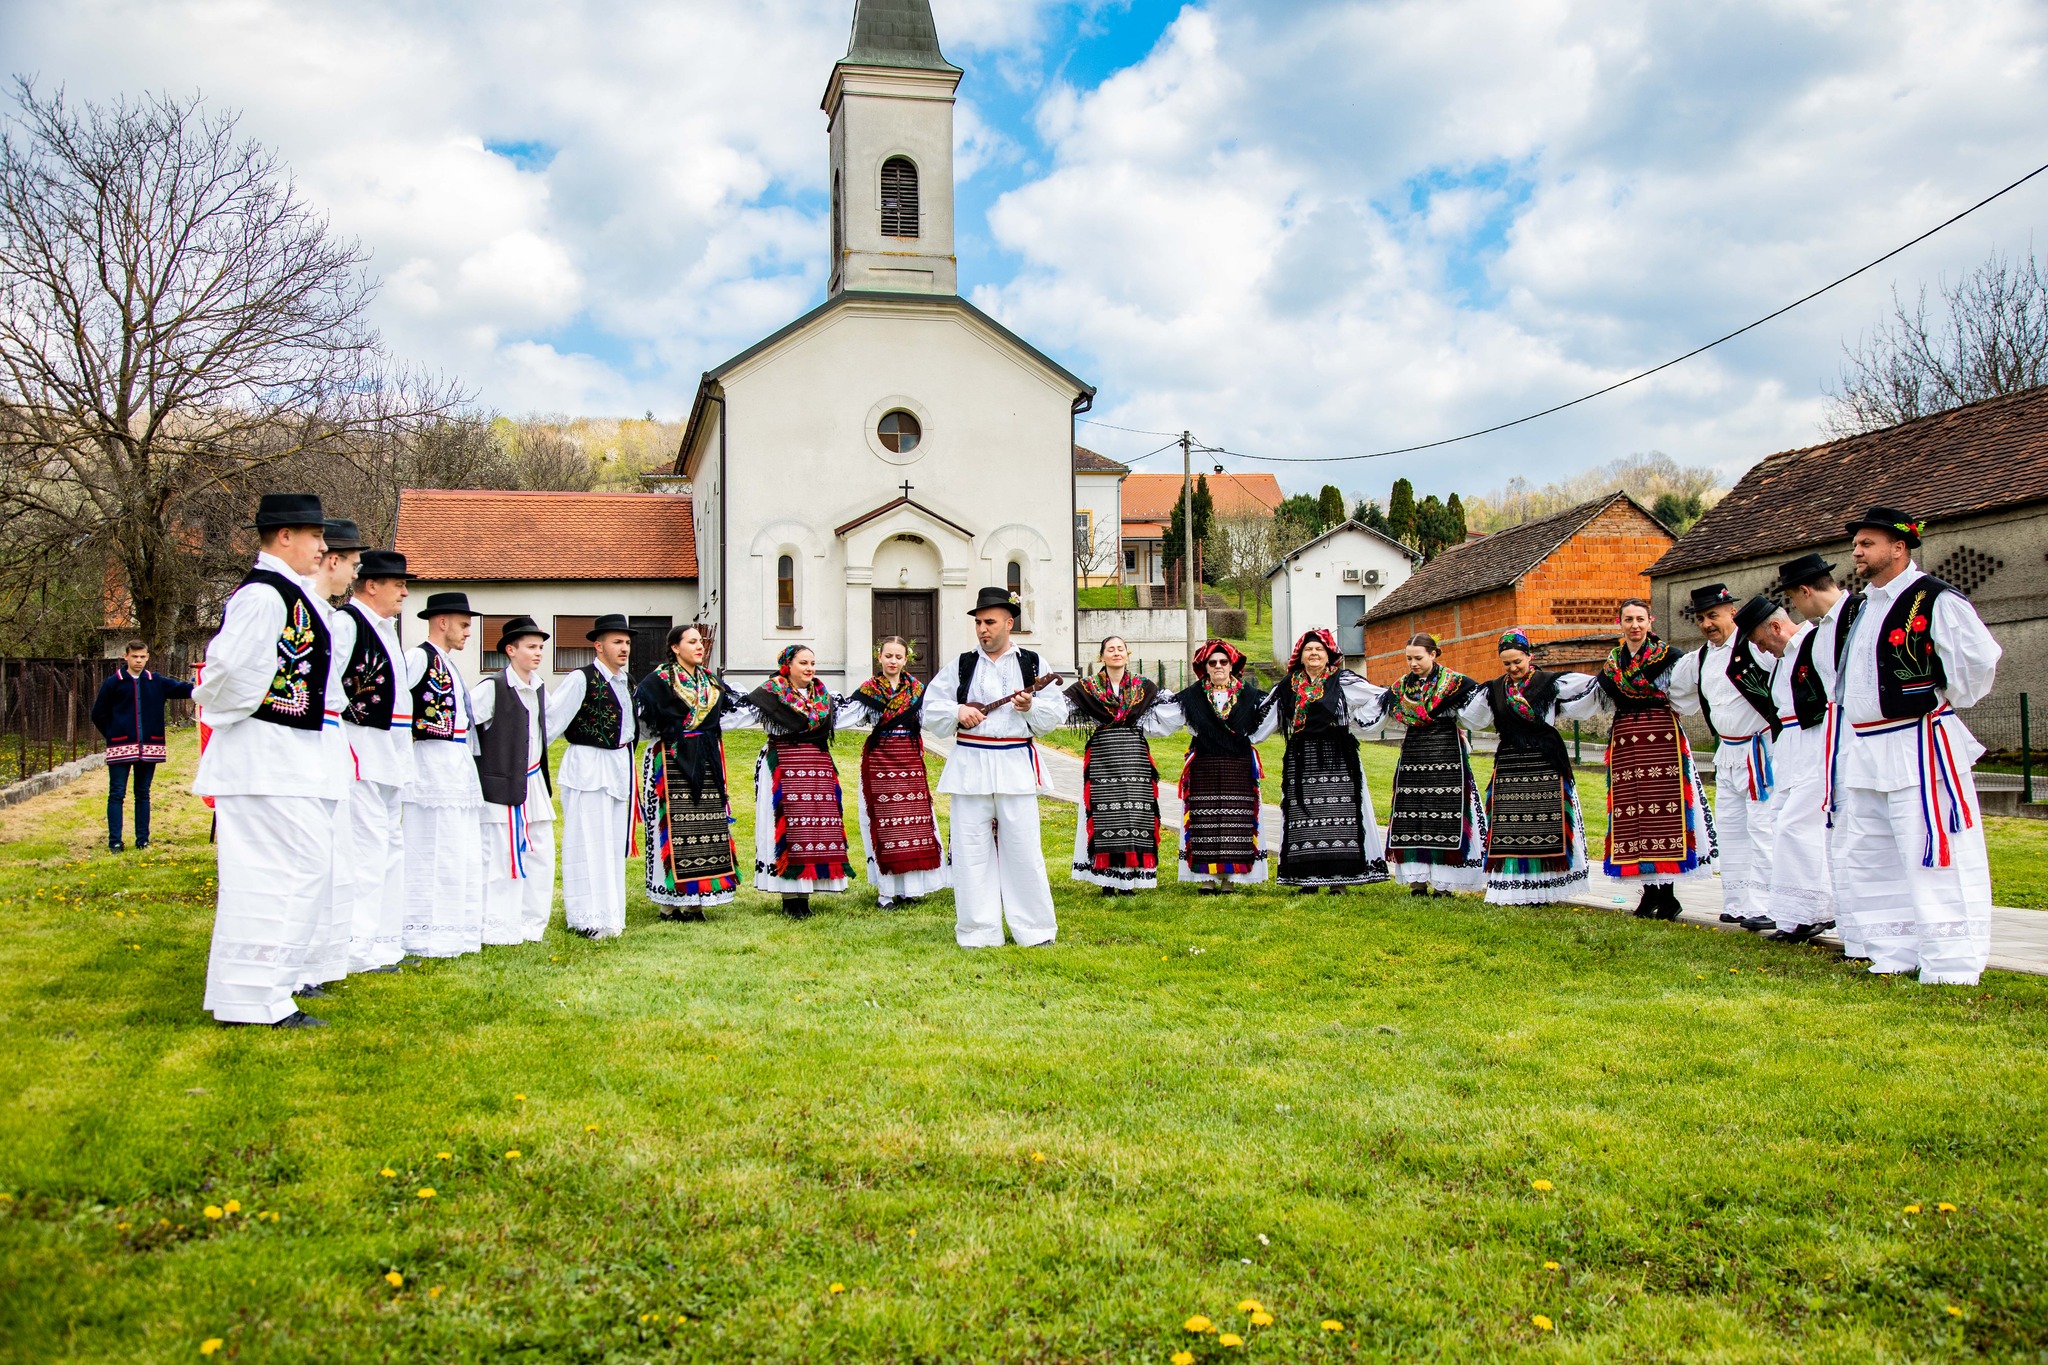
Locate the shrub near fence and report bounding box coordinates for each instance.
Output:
[0,657,195,785]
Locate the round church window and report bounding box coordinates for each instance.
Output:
[878,410,921,454]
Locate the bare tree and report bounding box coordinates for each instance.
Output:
[1826,250,2048,437]
[1462,451,1720,533]
[0,82,465,650]
[1074,507,1120,589]
[507,417,597,491]
[1214,513,1283,622]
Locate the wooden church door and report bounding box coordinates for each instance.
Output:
[871,590,936,682]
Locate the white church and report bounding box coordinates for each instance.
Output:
[675,0,1096,688]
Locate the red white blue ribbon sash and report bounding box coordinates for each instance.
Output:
[1846,705,1974,868]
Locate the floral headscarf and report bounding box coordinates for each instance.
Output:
[1288,628,1342,672]
[1193,639,1246,676]
[765,645,832,725]
[1498,629,1533,655]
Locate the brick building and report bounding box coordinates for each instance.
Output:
[1360,492,1675,680]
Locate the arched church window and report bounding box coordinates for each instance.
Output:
[880,157,919,238]
[831,170,843,276]
[777,553,797,629]
[1007,558,1027,629]
[878,410,921,454]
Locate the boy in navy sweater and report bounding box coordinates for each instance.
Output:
[89,640,194,851]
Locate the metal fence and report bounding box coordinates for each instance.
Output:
[0,656,195,786]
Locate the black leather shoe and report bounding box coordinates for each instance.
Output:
[657,908,683,922]
[1719,912,1745,924]
[360,964,402,975]
[294,984,332,999]
[680,908,707,922]
[1410,882,1430,898]
[1740,915,1776,933]
[273,1012,328,1029]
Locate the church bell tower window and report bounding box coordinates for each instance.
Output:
[777,554,798,629]
[880,157,920,238]
[878,409,921,454]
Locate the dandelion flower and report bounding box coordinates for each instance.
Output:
[585,1125,599,1133]
[1533,1314,1554,1332]
[1903,1203,1921,1214]
[1531,1179,1554,1191]
[1249,1310,1274,1327]
[1184,1316,1213,1333]
[436,1153,451,1160]
[417,1188,436,1199]
[200,1340,224,1356]
[380,1167,397,1178]
[1544,1261,1560,1270]
[117,1222,131,1231]
[829,1283,845,1294]
[223,1200,240,1215]
[639,1313,652,1324]
[1172,1353,1195,1365]
[1321,1319,1344,1332]
[1031,1151,1046,1163]
[1238,1300,1263,1313]
[1219,1332,1244,1347]
[1937,1202,1956,1213]
[429,1286,443,1299]
[0,1193,12,1202]
[385,1271,403,1288]
[1946,1305,1963,1318]
[203,1205,223,1220]
[504,1150,521,1159]
[514,1093,525,1101]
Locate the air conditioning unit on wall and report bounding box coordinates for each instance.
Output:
[1342,568,1361,581]
[1363,569,1382,586]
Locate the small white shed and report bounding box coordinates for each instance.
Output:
[1266,520,1418,663]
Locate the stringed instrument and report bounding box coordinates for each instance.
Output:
[974,672,1066,714]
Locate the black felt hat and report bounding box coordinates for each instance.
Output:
[1770,552,1836,595]
[247,492,325,530]
[357,549,415,581]
[586,613,633,640]
[1685,583,1739,617]
[321,518,369,551]
[967,586,1022,619]
[1844,505,1925,548]
[416,590,475,620]
[495,615,549,649]
[1733,594,1782,638]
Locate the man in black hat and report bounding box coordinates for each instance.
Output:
[400,592,486,958]
[1832,506,2002,985]
[921,587,1069,948]
[547,614,636,939]
[296,518,368,996]
[1667,583,1781,934]
[192,492,340,1027]
[336,549,417,975]
[473,615,556,945]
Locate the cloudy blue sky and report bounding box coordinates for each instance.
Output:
[7,0,2048,500]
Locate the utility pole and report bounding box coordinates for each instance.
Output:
[1181,429,1196,680]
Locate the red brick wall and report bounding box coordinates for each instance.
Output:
[1361,500,1674,684]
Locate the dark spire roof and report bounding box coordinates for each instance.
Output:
[842,0,960,73]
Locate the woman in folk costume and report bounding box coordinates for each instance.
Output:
[1382,633,1487,898]
[1251,627,1390,893]
[1171,639,1268,893]
[840,636,948,908]
[1064,635,1184,895]
[634,623,749,923]
[740,645,856,918]
[1458,630,1600,905]
[1557,599,1716,920]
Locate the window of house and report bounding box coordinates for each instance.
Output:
[1073,510,1093,553]
[880,156,919,238]
[552,616,598,671]
[1124,548,1137,572]
[480,615,517,674]
[777,553,797,629]
[877,409,920,454]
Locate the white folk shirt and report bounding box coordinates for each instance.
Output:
[547,660,634,800]
[1835,565,2001,792]
[192,552,350,800]
[341,603,415,789]
[403,644,483,809]
[471,667,555,823]
[922,645,1069,796]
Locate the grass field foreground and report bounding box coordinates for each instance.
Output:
[1,733,2045,1361]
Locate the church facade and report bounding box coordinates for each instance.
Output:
[676,0,1095,686]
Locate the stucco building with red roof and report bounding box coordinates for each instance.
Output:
[393,489,698,684]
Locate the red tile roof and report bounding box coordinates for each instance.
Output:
[395,490,697,581]
[1651,383,2048,576]
[1122,471,1283,521]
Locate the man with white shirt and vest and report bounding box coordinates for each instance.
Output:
[402,592,487,958]
[1668,583,1781,935]
[473,615,556,945]
[192,493,343,1028]
[548,613,636,939]
[1831,506,2001,985]
[337,547,417,974]
[296,518,366,1000]
[1738,560,1845,945]
[921,587,1068,948]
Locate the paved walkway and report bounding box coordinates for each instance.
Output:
[936,736,2048,978]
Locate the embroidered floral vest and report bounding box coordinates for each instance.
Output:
[340,602,398,729]
[240,568,330,731]
[1873,576,1954,720]
[563,664,629,749]
[411,644,461,741]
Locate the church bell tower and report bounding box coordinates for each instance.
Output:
[823,0,961,296]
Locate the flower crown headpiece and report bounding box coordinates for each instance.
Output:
[874,639,919,664]
[1498,629,1532,654]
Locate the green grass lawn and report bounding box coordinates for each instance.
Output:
[2,734,2045,1362]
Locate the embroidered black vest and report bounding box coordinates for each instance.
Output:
[1695,640,1780,740]
[1173,679,1265,759]
[239,568,330,731]
[1787,626,1828,730]
[1872,575,1955,719]
[411,644,462,741]
[956,648,1039,702]
[340,602,398,729]
[474,673,551,806]
[563,664,629,748]
[1832,592,1866,673]
[1483,671,1571,776]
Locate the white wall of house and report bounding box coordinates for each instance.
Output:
[1267,525,1416,663]
[401,578,698,682]
[1074,470,1124,587]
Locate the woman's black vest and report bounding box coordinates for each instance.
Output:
[1274,669,1354,739]
[563,665,629,749]
[474,673,551,807]
[1173,679,1265,759]
[1484,670,1570,776]
[849,687,923,752]
[240,568,331,731]
[340,602,397,729]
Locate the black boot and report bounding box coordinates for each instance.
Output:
[783,895,813,919]
[1654,885,1684,920]
[1632,884,1658,918]
[1410,882,1430,898]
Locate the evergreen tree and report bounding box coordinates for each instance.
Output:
[1353,497,1390,533]
[1277,492,1327,534]
[1317,484,1346,529]
[1446,492,1467,543]
[1388,478,1417,546]
[1415,494,1449,558]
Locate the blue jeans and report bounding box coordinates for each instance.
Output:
[108,762,157,848]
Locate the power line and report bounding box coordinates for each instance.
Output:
[1077,417,1185,438]
[1109,155,2048,468]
